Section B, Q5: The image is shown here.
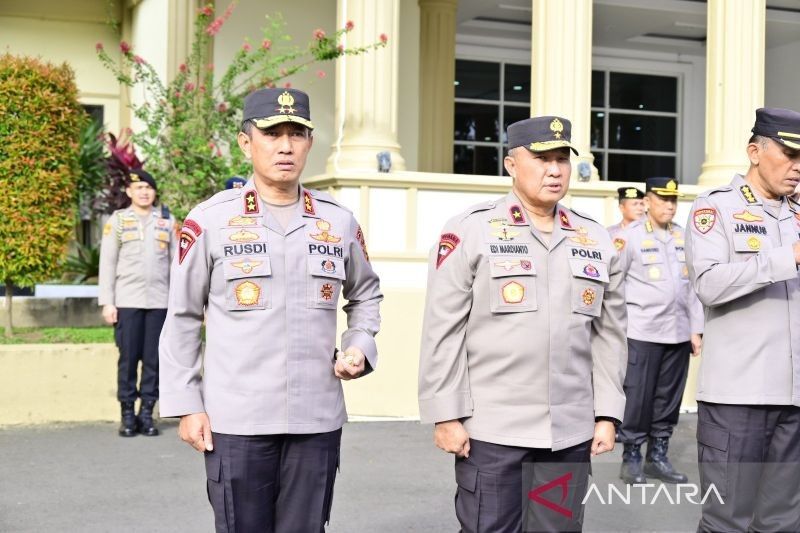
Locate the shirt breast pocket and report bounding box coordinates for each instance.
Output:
[568,258,606,317]
[308,257,346,309]
[732,233,769,254]
[488,255,538,313]
[224,256,272,311]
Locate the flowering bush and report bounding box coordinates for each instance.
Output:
[96,3,387,219]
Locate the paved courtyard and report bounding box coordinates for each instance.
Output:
[0,416,702,532]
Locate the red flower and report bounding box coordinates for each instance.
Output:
[206,63,214,71]
[206,19,223,36]
[133,55,145,64]
[95,42,104,52]
[217,102,228,112]
[313,28,326,40]
[317,70,326,79]
[184,82,195,92]
[284,82,292,88]
[345,20,354,31]
[198,5,213,16]
[261,39,271,50]
[242,42,251,52]
[179,63,187,73]
[337,44,344,53]
[379,33,388,44]
[174,91,182,99]
[120,41,131,54]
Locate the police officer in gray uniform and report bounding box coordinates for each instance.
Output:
[607,186,645,246]
[159,88,382,533]
[99,168,177,437]
[615,178,703,485]
[419,116,627,532]
[686,107,800,532]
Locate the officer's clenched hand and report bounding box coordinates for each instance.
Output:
[179,412,213,453]
[102,304,118,325]
[591,421,615,456]
[334,347,366,380]
[434,420,470,458]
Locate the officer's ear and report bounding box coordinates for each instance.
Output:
[237,131,252,160]
[643,194,652,212]
[503,150,517,178]
[746,141,761,166]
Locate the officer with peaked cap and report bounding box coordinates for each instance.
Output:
[608,186,645,246]
[224,176,246,189]
[99,168,178,437]
[159,88,383,532]
[419,115,627,532]
[686,107,800,532]
[615,177,703,485]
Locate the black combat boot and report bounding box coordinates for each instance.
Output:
[137,400,160,437]
[119,401,138,437]
[619,443,647,484]
[643,437,688,483]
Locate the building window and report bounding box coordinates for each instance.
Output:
[453,59,529,175]
[453,61,681,181]
[591,70,679,182]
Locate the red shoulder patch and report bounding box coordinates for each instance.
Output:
[436,233,461,269]
[178,231,196,265]
[355,224,370,262]
[182,218,202,236]
[243,190,259,214]
[558,209,572,229]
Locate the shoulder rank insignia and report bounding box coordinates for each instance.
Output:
[559,209,572,229]
[310,220,341,243]
[645,220,654,233]
[303,190,316,215]
[693,208,717,234]
[509,205,526,224]
[740,185,758,204]
[103,222,112,236]
[244,190,259,214]
[436,233,460,269]
[733,210,763,223]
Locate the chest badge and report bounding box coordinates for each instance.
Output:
[569,227,597,247]
[310,220,342,243]
[490,219,519,241]
[229,229,259,242]
[234,281,261,306]
[501,281,525,304]
[321,259,336,274]
[733,210,763,223]
[747,236,761,250]
[320,283,334,301]
[648,266,661,280]
[231,259,263,274]
[581,288,596,306]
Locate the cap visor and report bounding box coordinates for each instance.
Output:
[252,115,314,130]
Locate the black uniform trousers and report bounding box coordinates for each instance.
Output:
[618,339,691,445]
[697,402,800,533]
[204,429,341,533]
[454,438,592,533]
[114,307,166,402]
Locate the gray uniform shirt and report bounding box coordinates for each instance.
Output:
[418,191,628,451]
[158,182,382,435]
[98,207,177,308]
[686,174,800,405]
[618,219,704,343]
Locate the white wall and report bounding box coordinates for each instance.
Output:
[214,0,337,178]
[129,0,169,137]
[765,39,800,112]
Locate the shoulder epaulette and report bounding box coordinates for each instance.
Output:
[197,187,241,211]
[459,200,495,222]
[308,189,352,213]
[696,185,733,199]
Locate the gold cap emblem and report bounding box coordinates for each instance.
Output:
[277,91,296,115]
[666,180,677,191]
[624,188,638,199]
[550,118,564,139]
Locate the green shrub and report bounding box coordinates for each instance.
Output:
[0,54,84,335]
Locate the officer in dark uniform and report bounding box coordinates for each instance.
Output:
[686,108,800,532]
[98,169,177,436]
[615,178,703,485]
[224,176,246,189]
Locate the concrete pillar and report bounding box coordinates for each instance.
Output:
[417,0,457,174]
[327,0,406,174]
[167,0,204,82]
[530,0,596,181]
[698,0,765,187]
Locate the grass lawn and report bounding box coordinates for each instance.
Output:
[0,327,114,344]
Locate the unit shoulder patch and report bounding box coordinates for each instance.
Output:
[693,208,717,234]
[436,233,461,269]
